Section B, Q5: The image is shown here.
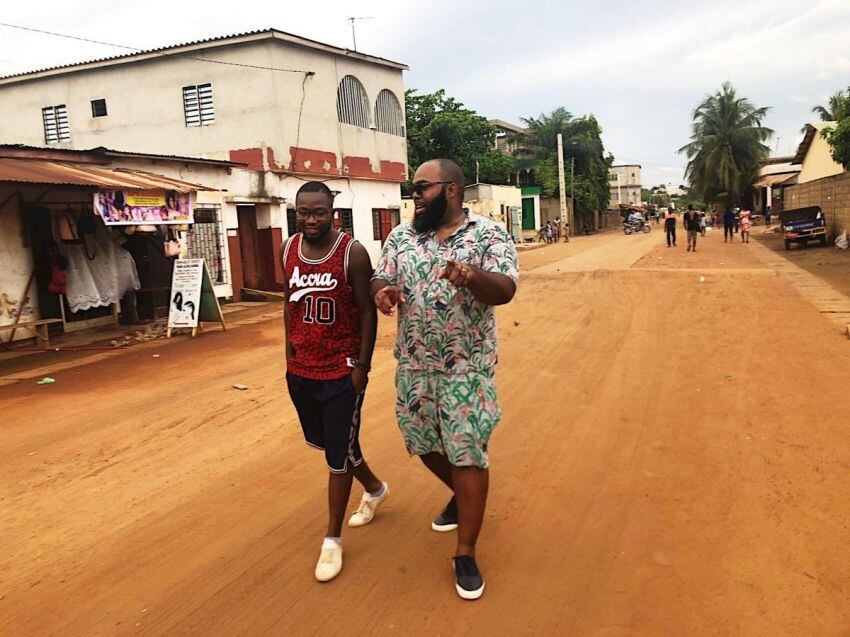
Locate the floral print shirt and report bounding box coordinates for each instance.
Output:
[373,214,519,374]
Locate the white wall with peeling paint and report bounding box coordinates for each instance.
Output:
[0,186,39,340]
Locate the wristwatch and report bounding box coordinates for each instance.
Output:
[346,357,371,372]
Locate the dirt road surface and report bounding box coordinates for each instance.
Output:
[2,229,849,636]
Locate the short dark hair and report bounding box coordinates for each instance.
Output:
[422,158,465,202]
[296,181,334,204]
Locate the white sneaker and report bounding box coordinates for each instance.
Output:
[314,538,343,582]
[347,482,389,527]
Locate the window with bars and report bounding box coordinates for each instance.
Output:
[286,206,298,236]
[91,99,107,118]
[336,75,371,128]
[182,83,215,127]
[186,206,227,284]
[334,208,355,236]
[372,208,400,244]
[375,89,404,136]
[42,104,70,144]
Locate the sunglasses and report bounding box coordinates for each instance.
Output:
[411,181,453,195]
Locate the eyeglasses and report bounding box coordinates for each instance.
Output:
[411,181,453,195]
[295,208,332,220]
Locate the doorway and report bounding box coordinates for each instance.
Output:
[237,204,263,290]
[521,197,536,230]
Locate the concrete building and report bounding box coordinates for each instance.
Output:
[463,183,522,240]
[752,156,800,216]
[792,123,844,184]
[490,119,529,156]
[609,164,642,207]
[0,29,408,298]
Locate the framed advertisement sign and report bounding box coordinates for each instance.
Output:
[94,189,194,225]
[167,259,225,338]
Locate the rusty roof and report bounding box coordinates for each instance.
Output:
[753,172,798,188]
[0,144,243,167]
[0,158,216,192]
[0,28,408,84]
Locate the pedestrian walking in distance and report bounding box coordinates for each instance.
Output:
[282,181,389,583]
[684,205,701,252]
[739,208,752,243]
[372,158,519,600]
[664,208,678,247]
[723,206,735,243]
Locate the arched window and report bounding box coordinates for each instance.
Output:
[336,75,371,128]
[375,89,404,136]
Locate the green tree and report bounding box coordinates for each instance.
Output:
[812,89,850,122]
[520,108,612,221]
[404,89,511,188]
[821,119,850,169]
[678,82,773,206]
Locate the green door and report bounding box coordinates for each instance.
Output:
[521,198,535,230]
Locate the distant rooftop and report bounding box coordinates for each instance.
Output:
[489,119,528,135]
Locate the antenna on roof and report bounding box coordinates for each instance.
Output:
[347,16,373,52]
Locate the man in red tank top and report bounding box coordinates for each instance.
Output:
[282,182,388,583]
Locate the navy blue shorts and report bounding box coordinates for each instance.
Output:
[286,372,364,473]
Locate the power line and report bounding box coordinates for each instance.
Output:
[0,22,313,74]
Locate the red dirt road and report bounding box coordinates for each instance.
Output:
[2,229,850,635]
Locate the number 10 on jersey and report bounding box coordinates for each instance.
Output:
[303,296,336,325]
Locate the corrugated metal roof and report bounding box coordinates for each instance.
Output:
[0,144,243,167]
[753,172,798,188]
[0,28,407,83]
[0,158,215,192]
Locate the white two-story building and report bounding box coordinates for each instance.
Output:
[0,29,408,299]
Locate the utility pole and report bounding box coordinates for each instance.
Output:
[348,16,373,51]
[557,133,567,237]
[570,157,575,237]
[475,159,480,184]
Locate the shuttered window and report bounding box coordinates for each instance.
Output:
[183,83,215,127]
[91,99,107,118]
[336,75,371,128]
[42,104,70,144]
[375,89,404,136]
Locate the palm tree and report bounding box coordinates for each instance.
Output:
[812,89,850,122]
[520,108,612,219]
[678,82,773,205]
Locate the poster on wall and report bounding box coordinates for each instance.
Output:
[93,189,194,225]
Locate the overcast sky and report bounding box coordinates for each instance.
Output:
[2,0,849,187]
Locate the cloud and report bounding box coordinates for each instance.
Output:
[2,0,848,188]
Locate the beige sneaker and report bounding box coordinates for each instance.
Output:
[347,482,389,527]
[314,538,343,582]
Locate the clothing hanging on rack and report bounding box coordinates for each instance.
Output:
[55,219,140,313]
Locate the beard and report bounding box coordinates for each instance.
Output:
[299,223,331,244]
[413,186,448,233]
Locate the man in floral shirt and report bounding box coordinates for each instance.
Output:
[372,158,518,600]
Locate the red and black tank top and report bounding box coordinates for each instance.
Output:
[283,232,360,379]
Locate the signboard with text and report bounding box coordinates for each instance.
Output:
[168,259,203,328]
[167,259,226,337]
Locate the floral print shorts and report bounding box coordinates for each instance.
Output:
[395,368,501,469]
